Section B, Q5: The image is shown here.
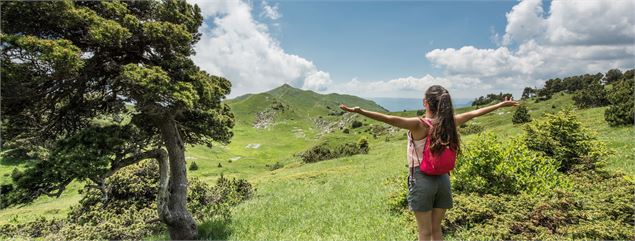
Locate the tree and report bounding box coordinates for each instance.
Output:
[623,69,634,80]
[521,87,535,100]
[543,78,564,94]
[603,69,623,84]
[472,92,512,106]
[0,1,233,239]
[512,105,531,124]
[572,78,609,108]
[605,77,634,126]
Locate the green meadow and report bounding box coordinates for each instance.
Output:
[1,85,633,239]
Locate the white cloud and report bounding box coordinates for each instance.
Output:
[187,0,634,99]
[261,1,282,20]
[334,75,488,98]
[502,0,546,46]
[303,71,332,91]
[426,0,635,95]
[188,0,331,97]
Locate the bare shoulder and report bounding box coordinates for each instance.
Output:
[409,117,430,140]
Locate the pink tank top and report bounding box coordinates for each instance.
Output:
[407,132,426,168]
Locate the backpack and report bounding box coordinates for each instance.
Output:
[412,118,457,175]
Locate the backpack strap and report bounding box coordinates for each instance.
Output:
[419,117,433,129]
[407,131,420,184]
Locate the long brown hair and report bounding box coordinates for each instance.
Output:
[425,85,460,156]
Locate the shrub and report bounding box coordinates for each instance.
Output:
[452,133,568,195]
[342,128,350,134]
[387,170,634,240]
[218,162,223,168]
[512,105,531,124]
[458,122,483,135]
[447,172,634,240]
[524,109,610,172]
[572,80,609,108]
[604,78,634,126]
[267,161,284,171]
[416,109,425,116]
[358,138,369,154]
[298,139,370,163]
[189,161,199,171]
[298,144,334,163]
[351,120,363,129]
[0,160,253,240]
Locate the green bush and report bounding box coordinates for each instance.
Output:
[524,109,610,172]
[604,78,634,126]
[298,139,370,163]
[189,161,199,171]
[572,80,609,108]
[0,160,253,240]
[458,122,484,135]
[357,138,369,154]
[267,161,284,171]
[387,170,634,240]
[416,109,425,116]
[351,120,363,129]
[452,133,568,195]
[512,105,531,124]
[298,144,334,163]
[446,172,634,240]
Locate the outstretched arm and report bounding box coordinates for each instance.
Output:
[340,104,421,131]
[455,96,519,126]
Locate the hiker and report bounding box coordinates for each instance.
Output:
[340,85,518,241]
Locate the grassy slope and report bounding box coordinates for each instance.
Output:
[225,93,634,240]
[0,89,632,239]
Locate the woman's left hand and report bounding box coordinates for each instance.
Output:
[498,96,519,108]
[340,104,361,113]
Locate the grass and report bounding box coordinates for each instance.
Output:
[224,140,413,240]
[1,89,633,239]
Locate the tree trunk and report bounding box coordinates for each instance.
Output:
[157,118,198,240]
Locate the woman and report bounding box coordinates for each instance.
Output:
[340,85,518,240]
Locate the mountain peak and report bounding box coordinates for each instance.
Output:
[268,83,305,95]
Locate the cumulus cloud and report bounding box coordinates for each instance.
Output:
[187,0,634,99]
[261,1,282,20]
[188,0,331,97]
[303,71,332,91]
[427,0,635,94]
[334,75,488,98]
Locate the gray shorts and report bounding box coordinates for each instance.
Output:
[407,167,453,212]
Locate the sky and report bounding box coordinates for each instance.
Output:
[188,0,635,99]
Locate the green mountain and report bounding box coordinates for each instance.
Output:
[226,84,388,125]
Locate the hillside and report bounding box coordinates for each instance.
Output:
[227,84,388,126]
[1,88,633,240]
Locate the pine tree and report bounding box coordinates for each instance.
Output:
[1,1,232,239]
[605,78,634,126]
[512,105,532,124]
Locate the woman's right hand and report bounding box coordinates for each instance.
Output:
[340,104,361,113]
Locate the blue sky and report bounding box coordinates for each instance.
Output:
[191,0,634,99]
[271,1,516,82]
